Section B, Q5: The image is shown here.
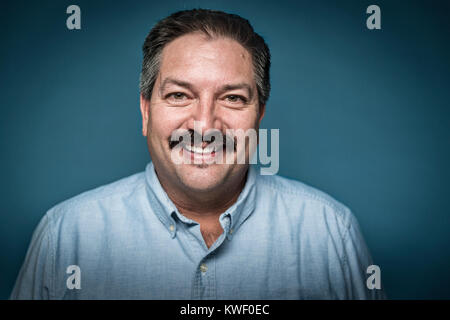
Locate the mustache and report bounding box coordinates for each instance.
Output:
[168,129,236,151]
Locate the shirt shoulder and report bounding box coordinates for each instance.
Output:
[256,173,355,236]
[255,173,384,299]
[45,171,147,224]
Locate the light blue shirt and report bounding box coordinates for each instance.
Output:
[11,162,385,299]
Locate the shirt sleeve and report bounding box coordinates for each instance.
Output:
[342,210,387,299]
[10,213,54,300]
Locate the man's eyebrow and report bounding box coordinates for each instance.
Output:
[159,78,195,95]
[219,83,254,99]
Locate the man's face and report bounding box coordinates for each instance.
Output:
[141,32,264,193]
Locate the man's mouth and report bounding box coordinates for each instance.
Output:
[181,142,223,164]
[168,129,237,155]
[182,143,219,155]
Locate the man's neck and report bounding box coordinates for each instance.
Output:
[155,166,248,247]
[163,170,247,218]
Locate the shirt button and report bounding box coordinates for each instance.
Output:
[200,263,208,273]
[169,225,174,232]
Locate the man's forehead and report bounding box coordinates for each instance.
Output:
[156,33,255,89]
[161,34,251,69]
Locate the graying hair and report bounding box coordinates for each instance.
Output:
[139,9,271,107]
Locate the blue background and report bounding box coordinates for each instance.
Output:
[1,0,449,299]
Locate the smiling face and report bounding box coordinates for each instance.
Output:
[140,32,264,194]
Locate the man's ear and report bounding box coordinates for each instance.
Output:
[258,104,266,126]
[140,94,150,137]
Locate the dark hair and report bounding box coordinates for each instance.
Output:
[140,9,271,106]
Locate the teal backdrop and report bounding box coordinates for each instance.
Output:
[1,0,449,299]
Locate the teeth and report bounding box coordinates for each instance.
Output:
[184,144,218,154]
[203,145,215,153]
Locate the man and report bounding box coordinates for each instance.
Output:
[11,9,385,299]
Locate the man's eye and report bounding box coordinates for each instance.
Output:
[225,95,246,103]
[168,92,187,100]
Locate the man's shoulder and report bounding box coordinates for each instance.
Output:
[46,170,146,223]
[256,172,355,229]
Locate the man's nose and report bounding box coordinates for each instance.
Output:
[187,96,222,134]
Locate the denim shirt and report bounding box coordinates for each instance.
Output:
[11,162,386,299]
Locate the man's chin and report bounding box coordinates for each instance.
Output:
[175,163,230,192]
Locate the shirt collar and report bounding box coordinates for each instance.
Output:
[144,162,257,240]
